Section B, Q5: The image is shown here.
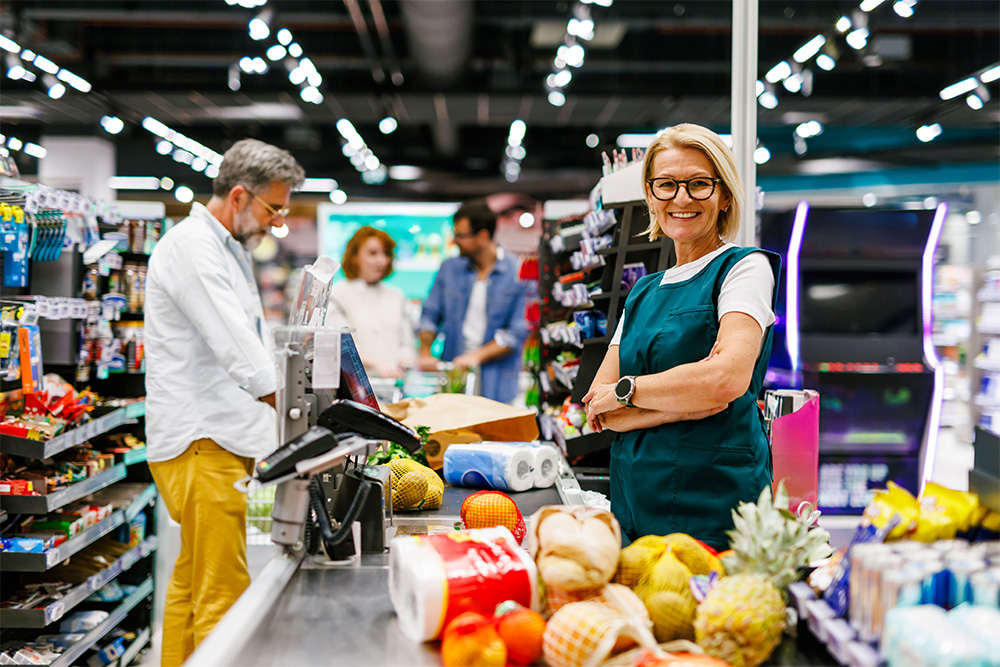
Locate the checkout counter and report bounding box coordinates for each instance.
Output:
[188,471,584,667]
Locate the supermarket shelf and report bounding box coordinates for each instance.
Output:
[978,325,1000,336]
[974,394,1000,408]
[1,484,156,572]
[0,402,145,459]
[974,358,1000,372]
[978,289,1000,302]
[0,464,126,514]
[120,626,152,667]
[122,447,147,466]
[49,577,154,667]
[0,536,158,628]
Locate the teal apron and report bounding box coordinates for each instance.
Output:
[612,247,781,550]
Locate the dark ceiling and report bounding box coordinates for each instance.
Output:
[0,0,998,201]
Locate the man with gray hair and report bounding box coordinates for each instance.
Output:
[144,138,304,666]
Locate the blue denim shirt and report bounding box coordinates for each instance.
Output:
[419,248,528,403]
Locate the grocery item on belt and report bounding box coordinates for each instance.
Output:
[443,443,534,492]
[388,527,539,642]
[461,490,526,543]
[527,505,621,591]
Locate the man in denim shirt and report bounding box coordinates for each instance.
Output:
[418,199,529,403]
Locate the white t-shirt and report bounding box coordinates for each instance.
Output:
[610,244,775,346]
[462,278,489,354]
[325,279,416,367]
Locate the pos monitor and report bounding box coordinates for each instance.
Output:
[785,204,947,514]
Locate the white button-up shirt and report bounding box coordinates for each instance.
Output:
[144,202,277,462]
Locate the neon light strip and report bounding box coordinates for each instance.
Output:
[786,201,809,375]
[919,202,948,490]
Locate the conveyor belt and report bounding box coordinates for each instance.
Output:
[392,483,562,526]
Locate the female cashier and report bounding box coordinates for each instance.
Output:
[582,123,780,551]
[326,226,416,378]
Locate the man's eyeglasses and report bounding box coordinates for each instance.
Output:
[647,177,721,202]
[452,231,477,239]
[247,190,290,219]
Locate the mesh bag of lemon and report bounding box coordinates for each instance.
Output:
[387,458,443,511]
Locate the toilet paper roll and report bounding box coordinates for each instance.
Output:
[442,443,535,492]
[388,527,539,642]
[532,444,560,488]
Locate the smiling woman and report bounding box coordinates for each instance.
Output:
[582,123,782,550]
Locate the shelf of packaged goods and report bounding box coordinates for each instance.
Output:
[0,401,145,459]
[122,448,147,466]
[0,536,158,628]
[1,484,156,572]
[977,289,1000,302]
[120,626,152,667]
[48,577,154,667]
[564,430,614,459]
[974,358,1000,372]
[0,464,127,515]
[978,324,1000,336]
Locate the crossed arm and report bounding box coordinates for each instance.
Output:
[581,311,764,433]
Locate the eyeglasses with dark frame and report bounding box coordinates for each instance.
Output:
[246,189,290,219]
[646,177,722,202]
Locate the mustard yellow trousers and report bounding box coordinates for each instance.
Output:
[149,439,254,667]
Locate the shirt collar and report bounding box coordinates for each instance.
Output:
[463,245,508,275]
[190,202,234,245]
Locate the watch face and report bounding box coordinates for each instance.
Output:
[615,377,632,400]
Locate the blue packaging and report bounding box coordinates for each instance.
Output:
[442,444,535,492]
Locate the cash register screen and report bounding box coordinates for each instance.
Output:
[335,333,380,410]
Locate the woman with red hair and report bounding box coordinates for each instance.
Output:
[326,226,416,377]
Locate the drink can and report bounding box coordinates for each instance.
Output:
[860,553,903,642]
[945,557,986,608]
[970,568,1000,608]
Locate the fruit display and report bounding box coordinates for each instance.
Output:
[388,458,443,511]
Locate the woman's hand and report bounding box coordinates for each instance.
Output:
[582,382,622,433]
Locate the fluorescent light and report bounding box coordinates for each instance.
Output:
[758,91,779,109]
[553,69,572,87]
[288,43,303,58]
[508,119,527,147]
[756,80,765,96]
[793,35,827,63]
[862,192,877,207]
[7,136,22,150]
[506,145,526,160]
[753,146,771,164]
[277,29,293,45]
[175,185,194,203]
[859,0,886,11]
[846,28,869,50]
[160,177,174,189]
[980,64,1000,83]
[893,0,916,18]
[205,165,220,178]
[915,123,941,142]
[108,176,162,190]
[586,133,600,148]
[939,77,977,100]
[271,224,289,239]
[155,140,173,155]
[967,93,985,110]
[142,116,170,137]
[388,165,423,181]
[100,115,125,134]
[47,82,66,99]
[248,17,270,41]
[567,18,594,40]
[765,61,792,83]
[816,54,837,71]
[379,116,398,134]
[519,212,535,228]
[966,210,982,225]
[22,142,46,158]
[6,65,25,79]
[33,55,58,74]
[329,189,348,205]
[252,57,267,74]
[300,178,339,192]
[191,157,208,172]
[616,133,657,147]
[0,35,19,53]
[547,90,566,107]
[795,120,823,138]
[239,57,255,73]
[783,74,803,93]
[836,16,852,32]
[266,44,286,61]
[364,155,380,170]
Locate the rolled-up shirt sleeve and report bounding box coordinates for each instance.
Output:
[493,279,529,351]
[162,239,275,399]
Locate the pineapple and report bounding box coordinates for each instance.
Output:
[693,481,833,667]
[694,574,785,667]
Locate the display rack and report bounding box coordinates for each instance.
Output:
[47,578,154,667]
[931,264,974,437]
[0,401,145,459]
[1,176,158,665]
[1,483,156,572]
[0,463,127,514]
[970,261,1000,433]
[0,536,157,628]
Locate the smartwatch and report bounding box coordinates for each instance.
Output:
[614,376,637,408]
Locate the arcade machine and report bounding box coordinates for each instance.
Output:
[783,202,948,514]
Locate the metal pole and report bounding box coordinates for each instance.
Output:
[731,0,759,247]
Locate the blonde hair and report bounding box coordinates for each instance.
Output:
[640,123,743,242]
